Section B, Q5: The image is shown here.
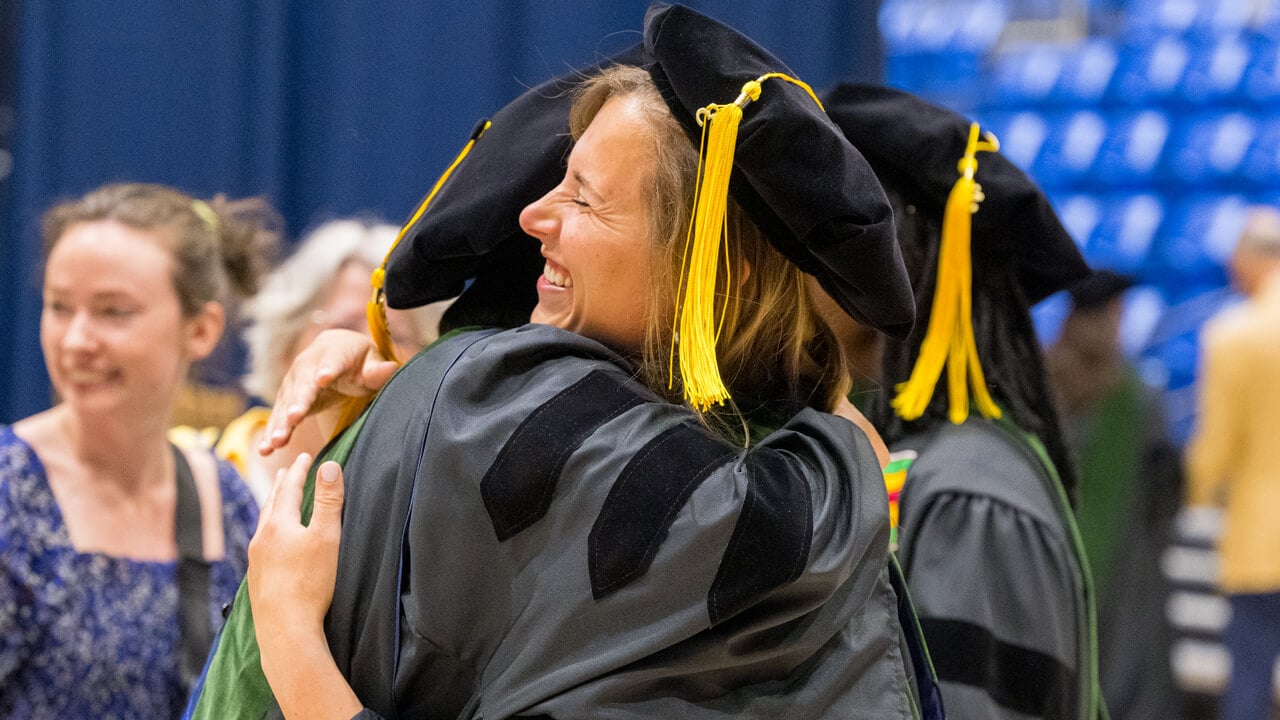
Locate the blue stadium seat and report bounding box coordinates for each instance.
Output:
[1240,114,1280,189]
[978,109,1051,173]
[1031,290,1070,347]
[1119,284,1167,358]
[1241,35,1280,106]
[1124,0,1253,37]
[1092,109,1173,187]
[1178,33,1252,105]
[1138,285,1240,442]
[1145,193,1245,298]
[1050,192,1103,249]
[1031,110,1109,189]
[881,0,1004,104]
[986,43,1067,107]
[880,0,1005,53]
[1054,38,1122,106]
[1160,111,1258,189]
[1257,190,1280,210]
[1084,192,1166,273]
[1108,34,1193,105]
[985,38,1120,109]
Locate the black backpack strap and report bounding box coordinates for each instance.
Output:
[172,443,212,687]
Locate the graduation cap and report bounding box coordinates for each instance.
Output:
[642,4,913,409]
[1068,270,1136,310]
[370,3,914,413]
[364,44,648,363]
[822,83,1090,424]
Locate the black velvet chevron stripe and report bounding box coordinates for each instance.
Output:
[589,422,737,599]
[481,370,645,542]
[919,616,1076,720]
[707,448,812,626]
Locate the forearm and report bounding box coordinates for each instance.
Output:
[249,456,359,719]
[259,622,363,720]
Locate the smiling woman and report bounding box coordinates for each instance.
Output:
[189,5,933,720]
[523,94,655,353]
[0,183,278,718]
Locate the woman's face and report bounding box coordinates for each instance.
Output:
[520,95,656,352]
[286,260,426,368]
[41,220,219,420]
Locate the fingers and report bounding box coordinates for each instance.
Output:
[319,333,398,397]
[310,461,345,538]
[259,330,389,456]
[275,452,311,525]
[361,360,399,391]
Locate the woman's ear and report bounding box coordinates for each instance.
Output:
[185,301,226,361]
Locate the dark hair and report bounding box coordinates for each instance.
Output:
[41,182,281,317]
[870,192,1079,503]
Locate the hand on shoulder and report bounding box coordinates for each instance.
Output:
[259,330,399,456]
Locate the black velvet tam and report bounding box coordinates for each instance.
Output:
[823,83,1090,304]
[386,4,919,342]
[384,44,646,313]
[643,4,915,340]
[1068,269,1136,310]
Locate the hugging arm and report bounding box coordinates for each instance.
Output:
[248,453,364,719]
[259,330,399,456]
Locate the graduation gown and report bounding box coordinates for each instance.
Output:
[189,325,921,719]
[893,418,1104,720]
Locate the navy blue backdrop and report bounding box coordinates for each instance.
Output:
[0,0,883,423]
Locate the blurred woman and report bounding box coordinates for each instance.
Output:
[0,183,275,717]
[219,219,442,502]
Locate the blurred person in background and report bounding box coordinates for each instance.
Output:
[218,219,443,503]
[0,183,271,718]
[1186,205,1280,720]
[1046,270,1185,720]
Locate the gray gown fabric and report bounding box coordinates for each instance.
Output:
[893,419,1098,720]
[288,325,919,719]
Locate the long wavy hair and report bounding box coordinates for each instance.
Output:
[570,65,848,440]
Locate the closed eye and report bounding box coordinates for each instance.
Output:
[99,306,137,320]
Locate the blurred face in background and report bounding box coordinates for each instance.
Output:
[285,259,427,370]
[42,220,221,421]
[1229,208,1280,298]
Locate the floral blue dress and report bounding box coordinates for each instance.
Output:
[0,426,258,719]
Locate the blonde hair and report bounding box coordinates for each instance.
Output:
[570,66,848,434]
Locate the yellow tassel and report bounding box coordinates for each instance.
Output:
[334,121,490,441]
[669,73,822,412]
[892,123,1002,424]
[367,120,491,367]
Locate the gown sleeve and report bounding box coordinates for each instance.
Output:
[896,422,1088,720]
[330,325,915,719]
[193,326,917,720]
